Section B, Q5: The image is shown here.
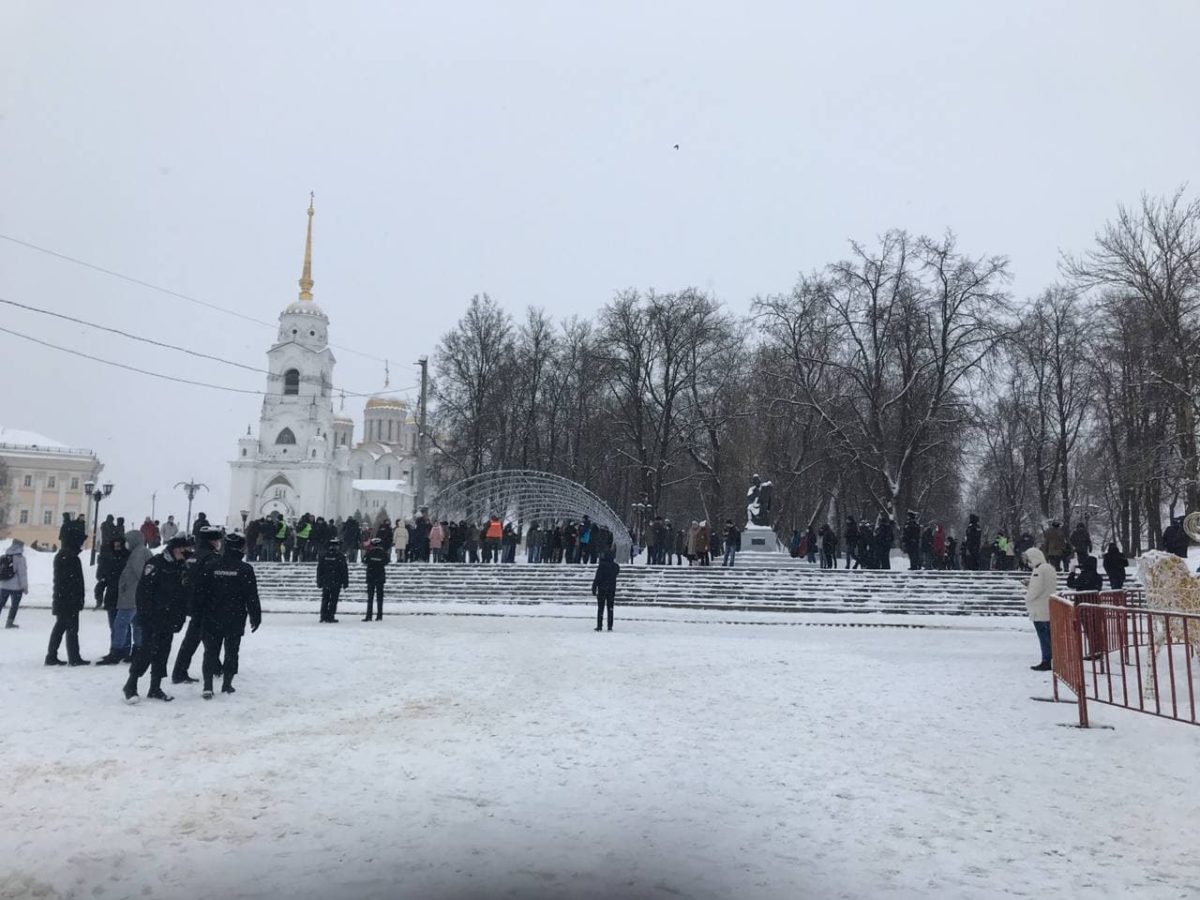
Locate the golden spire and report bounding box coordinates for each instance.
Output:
[298,192,315,301]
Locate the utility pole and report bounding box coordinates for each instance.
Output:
[414,356,429,515]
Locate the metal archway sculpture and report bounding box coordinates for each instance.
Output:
[428,469,633,561]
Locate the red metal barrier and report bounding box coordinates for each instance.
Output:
[1048,591,1199,728]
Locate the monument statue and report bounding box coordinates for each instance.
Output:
[745,474,773,527]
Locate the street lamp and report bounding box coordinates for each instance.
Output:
[84,479,114,566]
[240,508,249,532]
[174,479,210,534]
[631,496,652,562]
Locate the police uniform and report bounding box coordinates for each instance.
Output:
[316,540,349,622]
[124,536,191,702]
[172,527,222,683]
[362,541,388,621]
[195,534,261,696]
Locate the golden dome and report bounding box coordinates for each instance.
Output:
[365,396,407,411]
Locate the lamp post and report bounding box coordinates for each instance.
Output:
[240,509,249,532]
[83,479,114,566]
[174,480,209,534]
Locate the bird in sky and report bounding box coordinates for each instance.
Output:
[673,144,680,150]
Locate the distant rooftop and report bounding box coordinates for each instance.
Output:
[0,426,96,457]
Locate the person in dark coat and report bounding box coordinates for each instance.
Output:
[819,524,838,569]
[1162,518,1189,559]
[857,521,874,569]
[95,535,128,623]
[316,537,350,623]
[194,533,261,699]
[123,534,193,702]
[1067,555,1104,592]
[362,537,389,621]
[172,526,223,684]
[902,513,921,570]
[1070,522,1093,568]
[1102,543,1129,590]
[192,512,211,537]
[875,516,895,569]
[341,516,362,563]
[843,517,858,569]
[964,514,983,570]
[945,535,959,570]
[591,549,620,631]
[47,530,89,666]
[376,519,394,562]
[805,526,819,564]
[722,520,741,567]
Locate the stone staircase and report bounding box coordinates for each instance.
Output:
[249,561,1102,617]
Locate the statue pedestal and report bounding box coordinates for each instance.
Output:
[741,523,779,553]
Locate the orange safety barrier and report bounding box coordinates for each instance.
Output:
[1047,591,1199,728]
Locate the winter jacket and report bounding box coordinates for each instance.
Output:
[1162,522,1189,558]
[1023,547,1058,622]
[1042,525,1068,558]
[393,524,409,550]
[194,548,261,637]
[135,552,189,632]
[0,541,29,592]
[592,555,620,594]
[429,523,444,550]
[1069,524,1092,557]
[485,519,503,541]
[1102,545,1128,586]
[724,524,741,551]
[316,549,350,590]
[52,545,85,616]
[932,526,946,557]
[117,530,153,610]
[965,517,982,553]
[160,520,179,542]
[363,547,389,583]
[1066,556,1104,593]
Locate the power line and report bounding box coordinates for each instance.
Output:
[0,324,267,394]
[0,295,268,374]
[0,232,391,363]
[0,320,420,400]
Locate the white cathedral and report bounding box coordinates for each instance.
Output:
[226,201,420,528]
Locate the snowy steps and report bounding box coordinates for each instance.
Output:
[247,562,1092,617]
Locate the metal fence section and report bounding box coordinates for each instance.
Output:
[428,469,634,562]
[1048,591,1199,728]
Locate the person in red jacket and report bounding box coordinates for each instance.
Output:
[484,515,503,564]
[140,517,161,549]
[932,525,946,569]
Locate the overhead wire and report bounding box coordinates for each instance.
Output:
[0,292,419,398]
[0,231,392,364]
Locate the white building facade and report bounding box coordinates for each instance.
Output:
[226,202,419,528]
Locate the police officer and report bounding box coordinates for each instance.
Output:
[124,534,192,703]
[172,525,223,684]
[195,533,261,699]
[362,537,388,621]
[316,536,349,623]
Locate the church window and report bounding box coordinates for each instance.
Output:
[276,428,296,445]
[312,450,317,458]
[310,330,316,337]
[386,465,392,479]
[241,448,247,457]
[283,369,300,395]
[292,329,298,336]
[357,465,363,478]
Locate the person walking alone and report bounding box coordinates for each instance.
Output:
[591,549,620,632]
[46,530,89,666]
[0,538,29,628]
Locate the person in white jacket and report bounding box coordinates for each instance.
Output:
[0,539,29,627]
[1024,546,1058,671]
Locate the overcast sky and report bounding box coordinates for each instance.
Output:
[2,0,1197,524]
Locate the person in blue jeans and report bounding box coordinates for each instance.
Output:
[1023,547,1058,671]
[722,520,740,567]
[0,539,29,628]
[97,530,152,664]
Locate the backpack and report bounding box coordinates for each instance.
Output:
[0,554,14,581]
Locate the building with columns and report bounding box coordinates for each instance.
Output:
[0,427,104,547]
[226,201,419,529]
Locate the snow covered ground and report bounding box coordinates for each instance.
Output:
[3,604,1199,899]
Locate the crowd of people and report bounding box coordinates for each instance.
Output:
[26,513,261,704]
[6,498,1190,684]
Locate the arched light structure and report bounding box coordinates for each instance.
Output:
[429,469,633,561]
